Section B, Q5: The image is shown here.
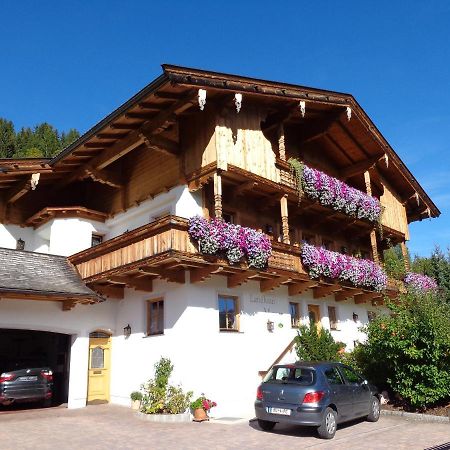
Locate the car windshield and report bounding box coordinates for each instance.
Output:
[263,366,315,385]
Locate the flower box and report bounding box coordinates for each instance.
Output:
[288,159,382,224]
[404,272,437,292]
[301,243,387,292]
[188,216,272,269]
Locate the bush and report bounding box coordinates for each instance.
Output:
[295,323,343,361]
[140,357,192,414]
[130,391,142,401]
[355,292,450,409]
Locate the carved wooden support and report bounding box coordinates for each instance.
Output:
[370,229,379,265]
[139,267,185,284]
[280,194,290,244]
[354,292,381,304]
[260,276,291,293]
[400,241,410,272]
[335,289,362,302]
[92,284,124,299]
[62,299,76,311]
[277,124,286,161]
[313,284,341,299]
[213,171,222,219]
[190,265,223,283]
[288,281,317,296]
[108,275,153,292]
[227,271,255,288]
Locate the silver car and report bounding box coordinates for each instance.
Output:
[254,361,380,439]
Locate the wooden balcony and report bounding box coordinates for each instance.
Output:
[70,215,397,303]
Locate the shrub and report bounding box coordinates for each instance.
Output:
[295,323,343,361]
[355,292,450,409]
[140,357,192,414]
[130,391,142,402]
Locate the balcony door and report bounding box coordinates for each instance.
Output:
[87,331,111,404]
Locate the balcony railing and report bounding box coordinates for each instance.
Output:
[70,215,399,302]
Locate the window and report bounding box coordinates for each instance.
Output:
[223,212,234,224]
[218,295,239,331]
[91,234,103,247]
[328,306,338,330]
[289,302,300,328]
[367,311,377,322]
[302,233,315,244]
[340,366,363,385]
[263,366,315,386]
[147,299,164,336]
[324,367,344,385]
[322,239,333,250]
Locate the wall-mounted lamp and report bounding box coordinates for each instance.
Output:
[352,313,359,323]
[267,320,274,332]
[16,238,25,251]
[123,324,131,338]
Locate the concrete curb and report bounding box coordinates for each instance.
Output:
[381,409,449,424]
[136,412,191,423]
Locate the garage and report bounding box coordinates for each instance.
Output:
[0,329,71,407]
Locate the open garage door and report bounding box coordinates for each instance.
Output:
[0,329,71,407]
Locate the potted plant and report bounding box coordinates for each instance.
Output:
[190,394,217,422]
[130,391,142,410]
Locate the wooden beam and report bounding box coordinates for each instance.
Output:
[260,276,290,293]
[139,131,180,156]
[231,181,258,199]
[5,178,33,204]
[107,275,153,292]
[280,194,290,244]
[92,284,124,299]
[139,267,185,284]
[213,171,222,219]
[62,299,76,311]
[227,271,255,288]
[288,281,317,296]
[190,265,223,283]
[354,292,382,304]
[335,288,363,302]
[313,284,342,299]
[84,166,124,188]
[340,156,383,180]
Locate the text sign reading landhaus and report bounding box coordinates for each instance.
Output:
[250,295,277,305]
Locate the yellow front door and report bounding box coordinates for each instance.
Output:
[308,305,322,331]
[87,332,111,404]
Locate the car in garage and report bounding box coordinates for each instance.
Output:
[254,361,380,439]
[0,359,53,408]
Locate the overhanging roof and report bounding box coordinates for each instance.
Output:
[0,65,440,222]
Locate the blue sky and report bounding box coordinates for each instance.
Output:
[1,1,449,257]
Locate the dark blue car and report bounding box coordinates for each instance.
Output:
[255,361,380,439]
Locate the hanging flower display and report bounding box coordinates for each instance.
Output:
[288,159,382,224]
[188,216,272,269]
[300,243,387,292]
[404,272,438,292]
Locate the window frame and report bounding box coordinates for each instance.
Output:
[289,302,301,328]
[91,234,104,247]
[218,294,240,332]
[146,297,164,336]
[328,305,338,330]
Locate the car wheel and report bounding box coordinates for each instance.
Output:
[366,396,380,422]
[257,419,276,431]
[317,407,337,439]
[41,398,52,408]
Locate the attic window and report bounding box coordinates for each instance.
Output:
[91,234,103,247]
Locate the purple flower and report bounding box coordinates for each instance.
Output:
[404,272,438,292]
[188,216,272,269]
[300,243,387,291]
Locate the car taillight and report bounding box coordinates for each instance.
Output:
[0,373,15,383]
[256,385,263,400]
[41,370,53,382]
[303,391,326,403]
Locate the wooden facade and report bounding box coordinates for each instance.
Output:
[0,66,440,303]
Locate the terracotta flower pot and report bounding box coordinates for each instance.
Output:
[193,407,209,422]
[131,400,141,410]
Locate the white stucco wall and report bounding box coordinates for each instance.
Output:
[109,276,386,418]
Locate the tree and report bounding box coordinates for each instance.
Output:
[295,323,343,361]
[60,129,80,149]
[0,118,16,158]
[383,244,408,280]
[15,127,39,157]
[412,246,450,300]
[354,292,450,409]
[32,123,61,157]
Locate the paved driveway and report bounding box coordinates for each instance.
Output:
[0,404,448,450]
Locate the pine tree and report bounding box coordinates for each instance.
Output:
[0,118,16,158]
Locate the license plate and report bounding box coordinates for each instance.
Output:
[267,407,291,416]
[18,376,38,382]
